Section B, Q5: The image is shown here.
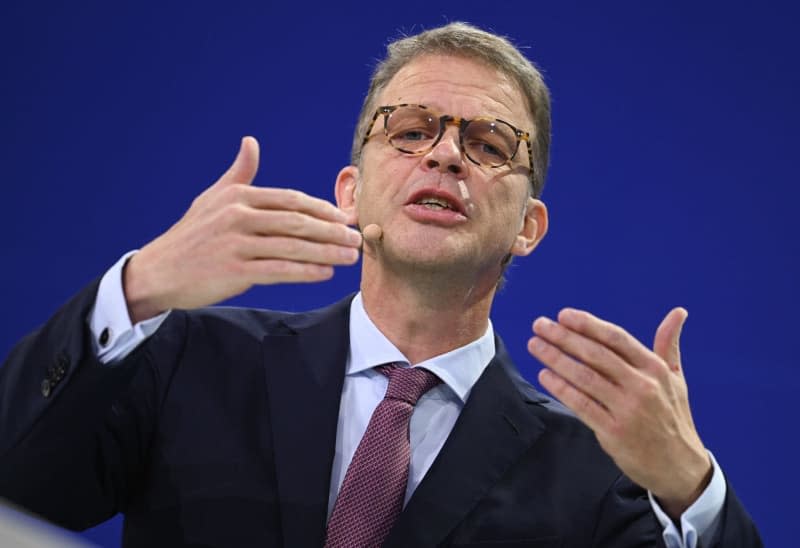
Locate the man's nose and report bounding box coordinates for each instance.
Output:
[423,127,468,178]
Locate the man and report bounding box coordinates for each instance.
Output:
[0,22,761,547]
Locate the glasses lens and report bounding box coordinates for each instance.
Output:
[386,106,440,153]
[463,119,519,167]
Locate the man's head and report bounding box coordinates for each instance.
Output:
[350,22,551,199]
[335,23,550,294]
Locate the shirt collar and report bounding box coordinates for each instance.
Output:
[348,292,495,403]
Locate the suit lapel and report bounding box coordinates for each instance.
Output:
[262,297,353,548]
[384,340,549,548]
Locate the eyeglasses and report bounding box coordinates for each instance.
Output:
[361,104,533,171]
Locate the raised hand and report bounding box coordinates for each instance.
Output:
[528,307,712,519]
[123,137,363,323]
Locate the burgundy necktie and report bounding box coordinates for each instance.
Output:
[324,365,441,548]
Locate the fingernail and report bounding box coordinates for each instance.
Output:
[341,247,359,262]
[535,317,552,331]
[348,229,363,246]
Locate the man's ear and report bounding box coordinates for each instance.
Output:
[334,165,359,226]
[510,197,548,257]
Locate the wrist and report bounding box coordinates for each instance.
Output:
[123,251,169,324]
[656,451,713,520]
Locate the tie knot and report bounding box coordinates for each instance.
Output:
[378,365,441,406]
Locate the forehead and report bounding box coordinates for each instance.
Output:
[377,54,531,129]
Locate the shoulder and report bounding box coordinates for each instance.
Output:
[141,294,355,363]
[159,294,355,340]
[504,363,596,443]
[492,334,614,462]
[492,333,574,416]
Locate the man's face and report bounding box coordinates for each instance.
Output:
[339,54,547,287]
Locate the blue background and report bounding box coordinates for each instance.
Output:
[1,1,796,545]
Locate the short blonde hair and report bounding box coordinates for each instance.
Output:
[351,22,551,197]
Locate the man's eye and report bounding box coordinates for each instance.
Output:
[397,130,430,141]
[467,139,507,160]
[481,143,503,157]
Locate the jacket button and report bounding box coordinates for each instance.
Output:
[41,379,52,398]
[56,353,70,369]
[54,353,70,379]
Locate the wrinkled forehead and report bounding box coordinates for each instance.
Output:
[377,54,533,131]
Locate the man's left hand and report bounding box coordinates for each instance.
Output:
[528,307,713,520]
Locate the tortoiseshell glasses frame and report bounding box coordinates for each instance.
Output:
[360,103,533,172]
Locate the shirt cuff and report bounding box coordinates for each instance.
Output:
[648,451,726,548]
[88,251,170,364]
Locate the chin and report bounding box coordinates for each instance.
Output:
[383,236,476,274]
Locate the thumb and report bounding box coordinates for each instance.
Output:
[653,307,688,372]
[219,136,260,185]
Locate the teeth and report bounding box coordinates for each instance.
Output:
[417,197,453,210]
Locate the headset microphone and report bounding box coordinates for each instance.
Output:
[362,223,383,244]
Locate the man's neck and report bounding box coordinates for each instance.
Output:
[359,266,496,365]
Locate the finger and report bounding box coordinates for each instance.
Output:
[538,368,612,434]
[241,186,350,224]
[242,209,362,248]
[555,309,664,372]
[653,307,688,372]
[220,136,260,186]
[243,259,334,284]
[240,235,360,266]
[532,316,635,384]
[528,336,620,408]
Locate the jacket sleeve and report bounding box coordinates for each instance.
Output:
[0,279,182,530]
[591,472,763,547]
[705,481,763,548]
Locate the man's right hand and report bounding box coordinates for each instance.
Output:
[123,136,363,324]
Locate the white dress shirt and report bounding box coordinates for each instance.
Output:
[88,252,726,547]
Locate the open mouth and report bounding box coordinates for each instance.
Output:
[416,196,456,211]
[406,189,467,217]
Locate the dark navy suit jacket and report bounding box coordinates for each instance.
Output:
[0,280,762,547]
